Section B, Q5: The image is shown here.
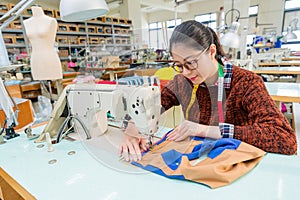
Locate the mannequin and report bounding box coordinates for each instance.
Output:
[23,5,62,80]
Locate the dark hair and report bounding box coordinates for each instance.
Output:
[169,20,226,65]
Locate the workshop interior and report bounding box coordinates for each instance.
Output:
[1,0,300,199]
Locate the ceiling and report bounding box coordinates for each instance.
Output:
[2,0,207,16]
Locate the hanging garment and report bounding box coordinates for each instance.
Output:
[133,133,266,189]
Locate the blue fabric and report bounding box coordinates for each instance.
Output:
[146,132,241,160]
[156,135,242,165]
[134,137,242,183]
[208,138,241,159]
[145,134,242,171]
[161,149,182,170]
[190,136,205,141]
[186,139,218,160]
[132,161,185,180]
[139,133,242,175]
[167,138,241,161]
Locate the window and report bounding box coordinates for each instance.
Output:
[248,5,258,16]
[165,19,182,46]
[166,19,181,30]
[285,0,300,10]
[195,13,217,30]
[148,19,182,49]
[282,0,300,51]
[148,22,163,49]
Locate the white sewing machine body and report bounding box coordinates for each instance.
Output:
[66,82,161,139]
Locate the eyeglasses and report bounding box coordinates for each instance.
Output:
[171,47,209,73]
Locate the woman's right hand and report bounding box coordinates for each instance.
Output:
[118,122,147,162]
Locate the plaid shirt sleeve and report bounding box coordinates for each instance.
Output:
[219,122,234,138]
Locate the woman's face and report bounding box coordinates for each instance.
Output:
[171,43,218,85]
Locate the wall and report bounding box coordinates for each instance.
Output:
[146,0,285,37]
[147,0,223,23]
[255,0,285,36]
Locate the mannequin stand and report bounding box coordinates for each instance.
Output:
[40,79,63,108]
[48,80,54,106]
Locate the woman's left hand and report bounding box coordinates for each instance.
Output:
[167,120,207,141]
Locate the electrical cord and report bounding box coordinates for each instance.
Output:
[57,121,75,142]
[56,89,91,143]
[224,8,240,27]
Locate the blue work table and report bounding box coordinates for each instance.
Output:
[0,125,300,200]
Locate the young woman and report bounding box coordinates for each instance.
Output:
[119,20,297,161]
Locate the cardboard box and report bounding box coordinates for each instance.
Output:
[134,68,158,76]
[102,56,120,68]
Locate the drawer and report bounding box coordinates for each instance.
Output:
[6,84,22,98]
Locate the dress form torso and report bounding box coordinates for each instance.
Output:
[23,6,62,80]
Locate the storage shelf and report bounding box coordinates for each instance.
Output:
[6,44,26,48]
[57,32,88,36]
[112,24,132,28]
[86,33,114,37]
[58,44,87,48]
[1,3,133,68]
[2,29,23,33]
[87,21,131,28]
[112,34,131,37]
[58,44,132,48]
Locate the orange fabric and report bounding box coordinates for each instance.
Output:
[137,139,266,188]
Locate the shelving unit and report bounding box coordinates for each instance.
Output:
[0,3,133,70]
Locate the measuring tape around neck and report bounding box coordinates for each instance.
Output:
[185,63,225,124]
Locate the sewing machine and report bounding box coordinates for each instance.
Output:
[56,80,161,144]
[251,48,291,68]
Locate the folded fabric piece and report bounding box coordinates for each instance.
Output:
[132,133,266,189]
